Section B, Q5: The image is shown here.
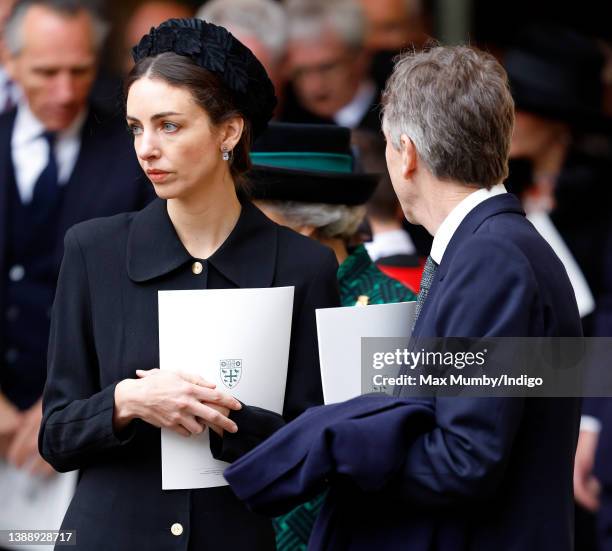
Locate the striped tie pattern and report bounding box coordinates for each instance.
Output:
[413,255,438,328]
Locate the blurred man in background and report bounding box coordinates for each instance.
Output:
[280,0,379,132]
[197,0,288,108]
[0,1,152,538]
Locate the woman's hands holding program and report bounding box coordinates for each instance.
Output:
[113,369,240,437]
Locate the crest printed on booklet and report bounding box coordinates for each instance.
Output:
[220,359,243,389]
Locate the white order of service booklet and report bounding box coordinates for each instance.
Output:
[158,286,294,490]
[316,301,416,404]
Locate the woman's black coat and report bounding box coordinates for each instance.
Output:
[38,199,339,551]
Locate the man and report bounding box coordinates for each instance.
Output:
[0,0,151,484]
[196,0,288,106]
[224,46,583,550]
[379,45,581,550]
[280,0,380,132]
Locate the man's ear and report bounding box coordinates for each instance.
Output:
[400,134,417,180]
[219,116,245,152]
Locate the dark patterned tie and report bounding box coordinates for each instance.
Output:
[31,131,59,207]
[413,255,438,329]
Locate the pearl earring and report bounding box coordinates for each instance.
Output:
[222,146,230,161]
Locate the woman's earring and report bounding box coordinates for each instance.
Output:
[222,146,230,161]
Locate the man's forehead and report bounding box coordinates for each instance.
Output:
[289,31,348,61]
[361,0,408,19]
[21,4,94,49]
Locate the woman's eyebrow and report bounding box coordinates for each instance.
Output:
[126,112,184,122]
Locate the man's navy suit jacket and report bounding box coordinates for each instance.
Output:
[227,193,583,551]
[389,193,581,551]
[0,106,153,404]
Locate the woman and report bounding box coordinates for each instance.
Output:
[247,122,415,551]
[249,122,415,308]
[38,19,339,551]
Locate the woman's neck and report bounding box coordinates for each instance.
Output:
[166,172,242,260]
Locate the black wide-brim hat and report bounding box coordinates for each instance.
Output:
[504,24,612,131]
[247,123,380,206]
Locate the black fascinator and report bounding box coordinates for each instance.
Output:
[132,18,277,139]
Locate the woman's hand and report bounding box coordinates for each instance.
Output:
[113,369,241,437]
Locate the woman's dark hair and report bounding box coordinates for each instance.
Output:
[125,52,253,192]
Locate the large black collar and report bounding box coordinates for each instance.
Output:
[127,198,278,287]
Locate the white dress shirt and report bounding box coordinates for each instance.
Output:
[430,183,507,264]
[365,229,417,262]
[11,100,87,204]
[333,80,377,129]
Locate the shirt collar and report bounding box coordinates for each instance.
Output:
[12,98,88,147]
[333,80,377,129]
[430,183,507,264]
[365,229,416,261]
[127,198,278,287]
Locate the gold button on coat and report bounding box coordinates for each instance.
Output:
[192,261,203,275]
[170,523,183,536]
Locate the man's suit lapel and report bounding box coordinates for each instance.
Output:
[413,193,525,336]
[57,110,97,239]
[0,110,17,297]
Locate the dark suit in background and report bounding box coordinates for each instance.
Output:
[0,105,153,411]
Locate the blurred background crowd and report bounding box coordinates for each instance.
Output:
[0,0,611,550]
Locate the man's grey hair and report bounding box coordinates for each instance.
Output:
[382,46,515,189]
[197,0,287,63]
[284,0,365,50]
[5,0,109,55]
[261,200,366,240]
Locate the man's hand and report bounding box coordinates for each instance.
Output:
[574,429,601,511]
[6,398,55,477]
[0,393,20,457]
